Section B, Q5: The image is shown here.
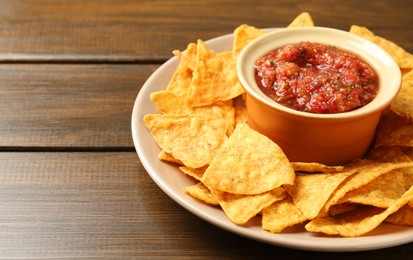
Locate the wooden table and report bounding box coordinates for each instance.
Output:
[0,0,412,258]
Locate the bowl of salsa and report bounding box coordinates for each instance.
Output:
[237,27,401,165]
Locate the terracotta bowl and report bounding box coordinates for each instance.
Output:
[237,27,401,165]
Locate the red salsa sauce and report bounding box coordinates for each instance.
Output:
[254,42,379,114]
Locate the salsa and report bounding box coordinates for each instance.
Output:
[254,42,379,114]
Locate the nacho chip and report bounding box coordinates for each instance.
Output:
[144,114,227,168]
[305,186,413,237]
[211,186,286,225]
[150,90,235,135]
[320,160,413,215]
[262,196,307,233]
[158,150,183,165]
[179,166,207,181]
[374,109,413,148]
[187,40,244,107]
[284,170,355,219]
[165,43,196,95]
[172,42,197,71]
[233,24,266,61]
[336,169,406,208]
[391,69,413,120]
[350,25,413,69]
[202,122,295,195]
[385,204,413,226]
[291,162,344,173]
[287,12,315,27]
[234,106,248,126]
[183,182,219,205]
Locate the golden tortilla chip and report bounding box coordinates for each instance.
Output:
[144,114,227,168]
[305,186,413,237]
[391,69,413,120]
[179,166,207,181]
[374,109,413,148]
[165,44,196,95]
[202,122,295,195]
[234,106,248,126]
[210,186,286,225]
[183,182,219,205]
[350,25,413,69]
[320,160,413,215]
[284,170,355,219]
[233,24,266,62]
[158,150,183,165]
[336,169,406,208]
[291,162,344,173]
[287,12,315,27]
[186,40,244,107]
[172,42,197,71]
[262,196,307,233]
[150,90,235,135]
[385,204,413,226]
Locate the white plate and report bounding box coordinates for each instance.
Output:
[131,31,413,252]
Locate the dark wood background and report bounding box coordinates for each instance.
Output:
[0,0,412,258]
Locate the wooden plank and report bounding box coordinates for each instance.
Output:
[0,0,411,62]
[0,152,411,258]
[0,64,157,148]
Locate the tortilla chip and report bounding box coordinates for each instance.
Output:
[150,90,235,135]
[233,24,266,61]
[179,166,207,181]
[305,186,413,237]
[172,42,197,71]
[291,162,344,173]
[288,12,315,27]
[336,169,406,208]
[385,204,413,226]
[186,40,244,107]
[262,196,307,233]
[158,150,183,165]
[350,25,413,69]
[211,186,286,225]
[320,160,413,215]
[284,170,355,219]
[165,44,196,95]
[202,122,295,195]
[374,109,413,148]
[234,106,248,126]
[183,182,219,205]
[391,69,413,120]
[144,114,227,168]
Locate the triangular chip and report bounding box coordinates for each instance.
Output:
[336,169,406,208]
[262,196,307,233]
[374,109,413,148]
[320,160,413,215]
[202,122,295,195]
[385,204,413,225]
[287,12,315,27]
[183,182,219,205]
[210,186,286,225]
[350,25,413,69]
[166,43,196,95]
[291,162,344,173]
[306,185,413,237]
[233,24,266,62]
[150,90,235,135]
[284,170,355,219]
[186,40,244,107]
[144,114,227,168]
[391,69,413,120]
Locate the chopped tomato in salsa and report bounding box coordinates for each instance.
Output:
[254,42,378,114]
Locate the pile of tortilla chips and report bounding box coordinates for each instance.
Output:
[143,12,413,237]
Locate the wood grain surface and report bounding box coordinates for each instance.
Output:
[0,0,412,258]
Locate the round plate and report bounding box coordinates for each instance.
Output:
[131,30,413,252]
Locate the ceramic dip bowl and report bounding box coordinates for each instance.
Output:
[237,27,401,165]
